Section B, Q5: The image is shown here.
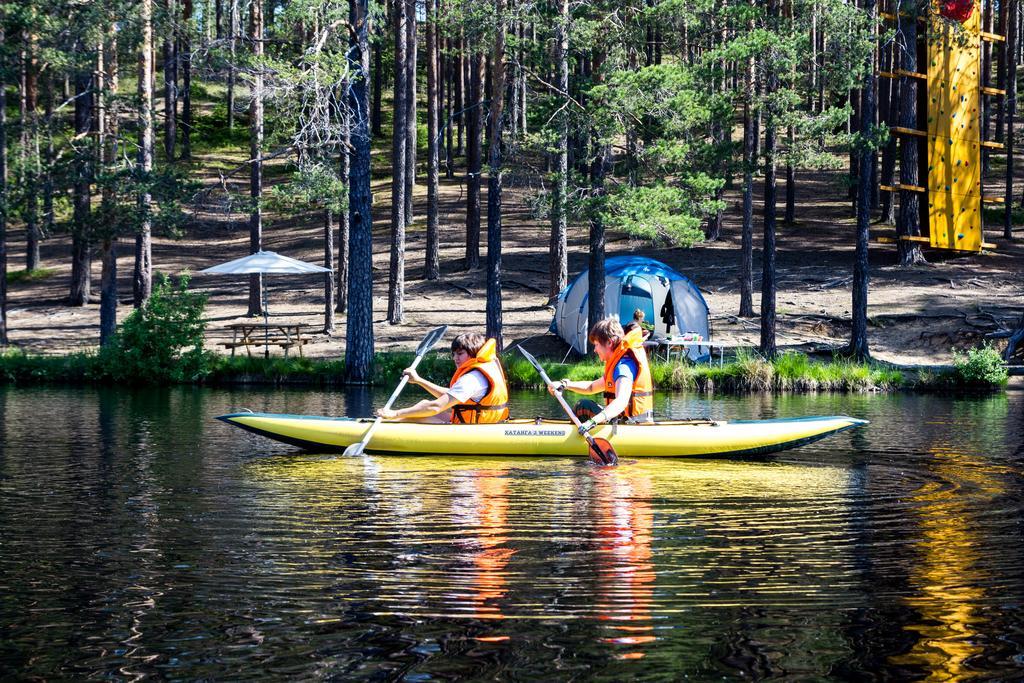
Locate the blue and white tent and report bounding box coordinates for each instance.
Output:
[550,256,710,358]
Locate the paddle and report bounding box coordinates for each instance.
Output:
[517,346,618,466]
[343,325,449,456]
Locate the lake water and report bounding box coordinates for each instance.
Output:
[1,385,1022,679]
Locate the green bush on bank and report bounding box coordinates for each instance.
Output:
[951,344,1009,387]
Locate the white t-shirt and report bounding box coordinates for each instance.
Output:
[446,369,490,404]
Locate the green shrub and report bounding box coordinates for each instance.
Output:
[102,274,211,383]
[952,344,1009,387]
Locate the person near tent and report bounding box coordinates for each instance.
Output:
[549,318,655,433]
[376,333,510,424]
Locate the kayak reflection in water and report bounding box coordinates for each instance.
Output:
[549,318,656,435]
[375,332,511,424]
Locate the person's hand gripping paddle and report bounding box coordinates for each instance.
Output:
[517,346,618,466]
[344,325,449,456]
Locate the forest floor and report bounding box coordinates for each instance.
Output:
[4,91,1024,367]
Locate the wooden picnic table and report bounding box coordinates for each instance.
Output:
[221,322,316,358]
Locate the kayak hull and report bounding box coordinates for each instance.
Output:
[216,413,868,458]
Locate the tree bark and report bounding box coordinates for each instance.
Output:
[587,48,609,334]
[850,0,875,362]
[404,0,417,228]
[346,0,376,383]
[879,72,899,225]
[425,0,441,280]
[486,0,506,348]
[372,25,383,137]
[389,0,408,323]
[996,0,1008,143]
[759,0,779,358]
[549,0,569,300]
[457,36,465,155]
[99,31,119,345]
[70,40,93,307]
[783,127,795,226]
[181,0,193,159]
[43,72,55,241]
[465,49,483,269]
[1006,0,1018,239]
[897,13,926,265]
[0,26,8,344]
[100,239,118,346]
[136,0,155,306]
[336,112,350,314]
[163,0,178,161]
[227,0,237,130]
[248,0,264,316]
[20,35,40,272]
[739,89,755,316]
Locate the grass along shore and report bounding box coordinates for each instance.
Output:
[0,346,1009,393]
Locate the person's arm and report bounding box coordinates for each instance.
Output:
[549,376,604,395]
[404,368,447,399]
[575,376,632,433]
[377,393,457,420]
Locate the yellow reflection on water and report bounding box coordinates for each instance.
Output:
[890,449,1007,681]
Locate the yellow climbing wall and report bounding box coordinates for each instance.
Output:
[926,1,983,251]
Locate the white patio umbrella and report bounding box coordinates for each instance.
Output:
[200,250,331,357]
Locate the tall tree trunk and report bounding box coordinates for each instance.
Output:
[70,41,93,307]
[0,26,8,344]
[759,1,779,358]
[404,0,417,228]
[879,73,899,224]
[997,0,1009,143]
[346,0,375,382]
[136,0,155,306]
[549,0,569,299]
[445,35,454,179]
[215,0,223,38]
[897,13,926,266]
[100,31,120,346]
[372,26,383,137]
[486,0,506,348]
[163,0,178,161]
[336,113,350,314]
[457,37,465,156]
[181,0,193,159]
[587,49,609,333]
[739,85,756,317]
[425,0,441,280]
[248,0,264,316]
[1006,0,1018,239]
[43,72,55,241]
[323,209,335,333]
[389,0,408,323]
[21,35,40,272]
[227,0,237,130]
[465,49,483,269]
[850,0,876,361]
[99,239,118,345]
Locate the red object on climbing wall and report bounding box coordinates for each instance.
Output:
[939,0,974,23]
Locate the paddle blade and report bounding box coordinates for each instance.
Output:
[343,442,366,456]
[516,345,551,385]
[588,437,618,466]
[416,325,449,356]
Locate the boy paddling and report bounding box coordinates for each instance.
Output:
[376,332,510,424]
[550,318,655,433]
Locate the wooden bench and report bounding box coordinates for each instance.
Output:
[220,326,314,358]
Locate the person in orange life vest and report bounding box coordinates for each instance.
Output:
[375,332,510,424]
[549,318,654,434]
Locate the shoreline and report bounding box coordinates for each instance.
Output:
[1,348,1012,394]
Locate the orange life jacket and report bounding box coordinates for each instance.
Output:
[602,327,654,422]
[449,339,510,424]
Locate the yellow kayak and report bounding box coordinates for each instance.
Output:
[217,412,867,458]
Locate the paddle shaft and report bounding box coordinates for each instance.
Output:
[347,354,426,453]
[530,357,608,452]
